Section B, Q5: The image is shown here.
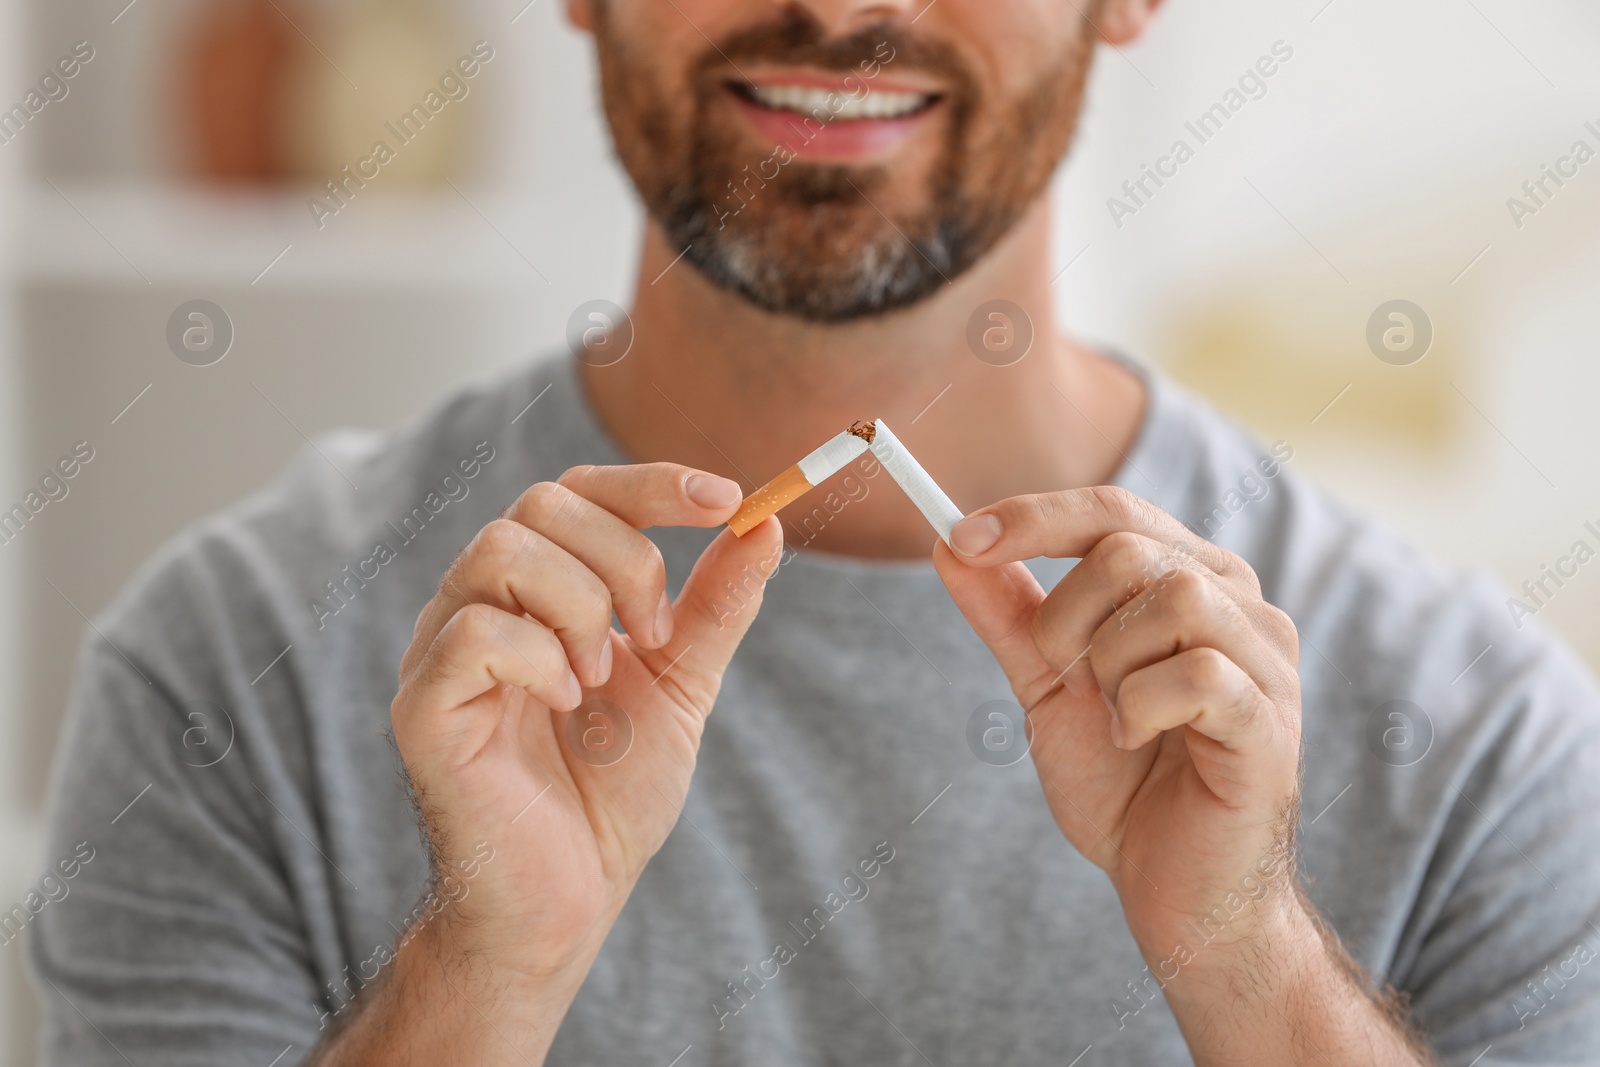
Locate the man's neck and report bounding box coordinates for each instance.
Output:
[579,198,1146,559]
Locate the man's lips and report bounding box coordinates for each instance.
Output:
[723,76,943,162]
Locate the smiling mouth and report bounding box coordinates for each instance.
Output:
[728,81,942,122]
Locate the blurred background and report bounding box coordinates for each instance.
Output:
[0,0,1596,1058]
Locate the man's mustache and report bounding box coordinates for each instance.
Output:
[700,4,970,86]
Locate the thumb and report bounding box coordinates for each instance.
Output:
[647,518,784,708]
[933,542,1057,706]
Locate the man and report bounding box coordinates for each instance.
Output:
[29,0,1600,1063]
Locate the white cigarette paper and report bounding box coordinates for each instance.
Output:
[797,431,870,484]
[868,419,965,545]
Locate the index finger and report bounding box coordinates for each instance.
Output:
[949,485,1245,584]
[556,462,744,528]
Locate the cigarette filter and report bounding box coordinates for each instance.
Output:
[868,419,965,545]
[728,429,871,536]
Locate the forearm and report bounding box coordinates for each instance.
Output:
[1155,891,1434,1067]
[306,914,601,1066]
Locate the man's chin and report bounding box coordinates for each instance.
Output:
[676,226,956,323]
[652,186,963,322]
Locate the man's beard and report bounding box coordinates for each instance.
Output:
[594,5,1097,323]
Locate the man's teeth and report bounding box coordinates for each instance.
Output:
[744,84,933,120]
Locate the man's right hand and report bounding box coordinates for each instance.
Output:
[317,464,780,1063]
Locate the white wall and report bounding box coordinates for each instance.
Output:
[0,0,36,1053]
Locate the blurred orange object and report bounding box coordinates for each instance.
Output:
[178,0,297,182]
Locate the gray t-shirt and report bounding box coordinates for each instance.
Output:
[27,354,1600,1066]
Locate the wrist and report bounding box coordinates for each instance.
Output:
[1109,884,1296,1044]
[1161,888,1319,1004]
[308,907,590,1066]
[427,874,632,991]
[404,908,593,1033]
[420,835,640,981]
[1146,890,1430,1067]
[1120,854,1304,997]
[1143,884,1293,1019]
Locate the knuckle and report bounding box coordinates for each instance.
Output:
[1184,646,1233,695]
[1011,492,1058,536]
[620,536,667,593]
[1264,603,1297,642]
[1097,530,1150,580]
[1159,540,1200,574]
[1263,606,1301,669]
[473,518,535,569]
[1224,551,1263,593]
[575,575,616,634]
[556,464,595,488]
[1162,565,1212,615]
[1113,669,1149,712]
[1089,485,1146,526]
[449,602,503,649]
[1018,491,1089,550]
[518,480,577,528]
[648,461,696,485]
[1230,689,1264,734]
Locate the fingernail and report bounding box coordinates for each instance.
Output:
[565,672,584,710]
[653,591,674,646]
[687,474,743,510]
[1108,713,1126,749]
[951,514,1002,556]
[595,639,614,685]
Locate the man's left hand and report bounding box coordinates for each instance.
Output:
[935,485,1305,964]
[935,485,1439,1064]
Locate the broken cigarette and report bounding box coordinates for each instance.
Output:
[865,419,965,545]
[727,426,872,536]
[728,418,966,545]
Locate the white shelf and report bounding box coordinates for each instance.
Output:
[17,180,561,291]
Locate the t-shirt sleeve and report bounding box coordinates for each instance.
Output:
[29,636,326,1067]
[1401,647,1600,1066]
